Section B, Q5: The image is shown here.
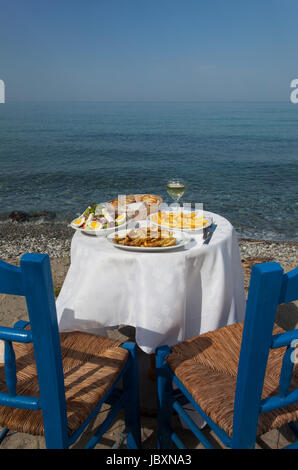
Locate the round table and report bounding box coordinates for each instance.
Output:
[56,211,246,354]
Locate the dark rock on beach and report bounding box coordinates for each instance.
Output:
[8,210,56,224]
[8,211,30,222]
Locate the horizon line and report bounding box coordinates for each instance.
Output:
[2,99,291,104]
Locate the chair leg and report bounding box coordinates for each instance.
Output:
[288,421,298,439]
[122,342,142,449]
[156,346,173,449]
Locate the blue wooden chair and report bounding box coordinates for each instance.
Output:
[156,262,298,449]
[0,253,141,449]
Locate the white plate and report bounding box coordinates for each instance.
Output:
[107,228,191,252]
[149,210,213,233]
[70,221,128,237]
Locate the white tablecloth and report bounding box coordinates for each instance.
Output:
[56,211,246,353]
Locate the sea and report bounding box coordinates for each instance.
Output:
[0,101,297,241]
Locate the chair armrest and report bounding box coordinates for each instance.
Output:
[0,326,32,343]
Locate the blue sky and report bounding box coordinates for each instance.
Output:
[0,0,297,101]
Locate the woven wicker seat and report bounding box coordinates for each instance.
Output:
[0,331,129,436]
[167,322,298,438]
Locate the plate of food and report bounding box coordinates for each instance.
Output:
[70,203,127,236]
[150,209,212,233]
[107,226,190,252]
[109,194,163,219]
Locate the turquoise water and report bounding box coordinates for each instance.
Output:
[0,101,297,241]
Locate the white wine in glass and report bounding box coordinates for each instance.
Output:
[166,180,185,201]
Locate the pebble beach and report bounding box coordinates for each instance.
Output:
[0,220,297,267]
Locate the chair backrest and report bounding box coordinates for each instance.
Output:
[0,254,68,447]
[232,261,298,448]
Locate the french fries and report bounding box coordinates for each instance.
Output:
[151,211,209,229]
[114,227,176,247]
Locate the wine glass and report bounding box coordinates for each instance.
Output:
[166,179,185,203]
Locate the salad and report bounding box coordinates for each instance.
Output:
[71,203,126,231]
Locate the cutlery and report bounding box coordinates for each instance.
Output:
[203,224,217,245]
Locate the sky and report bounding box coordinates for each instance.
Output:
[0,0,298,102]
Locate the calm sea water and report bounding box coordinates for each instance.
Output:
[0,101,297,241]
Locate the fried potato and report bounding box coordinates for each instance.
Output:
[113,226,176,248]
[152,211,209,229]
